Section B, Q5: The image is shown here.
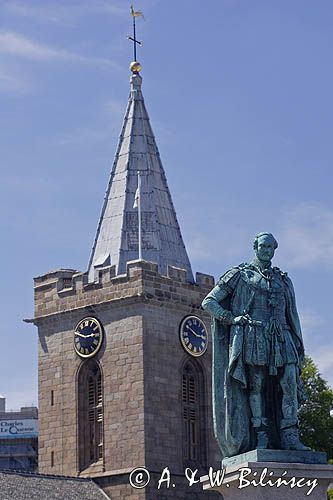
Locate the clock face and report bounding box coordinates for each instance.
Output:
[180,315,208,357]
[74,317,103,358]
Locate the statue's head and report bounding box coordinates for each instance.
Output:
[253,232,278,263]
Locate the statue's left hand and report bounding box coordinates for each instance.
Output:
[232,315,250,325]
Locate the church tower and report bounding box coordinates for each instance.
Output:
[29,57,221,498]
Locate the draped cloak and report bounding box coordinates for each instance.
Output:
[205,264,305,458]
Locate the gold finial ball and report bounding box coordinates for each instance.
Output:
[130,61,142,73]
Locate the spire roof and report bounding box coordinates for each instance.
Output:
[87,70,194,282]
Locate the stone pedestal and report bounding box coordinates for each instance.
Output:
[200,459,333,499]
[223,449,327,467]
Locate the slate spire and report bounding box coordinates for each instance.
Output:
[87,67,194,282]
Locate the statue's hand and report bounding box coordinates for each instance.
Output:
[232,315,249,325]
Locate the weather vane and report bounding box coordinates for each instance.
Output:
[128,5,144,73]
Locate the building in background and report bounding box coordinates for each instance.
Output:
[0,395,38,471]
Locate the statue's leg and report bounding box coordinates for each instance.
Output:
[248,366,264,424]
[280,364,310,451]
[279,363,298,428]
[248,366,269,448]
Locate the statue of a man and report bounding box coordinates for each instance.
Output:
[202,232,310,458]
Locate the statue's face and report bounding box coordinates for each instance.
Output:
[255,234,276,263]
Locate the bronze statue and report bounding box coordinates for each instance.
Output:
[202,232,310,458]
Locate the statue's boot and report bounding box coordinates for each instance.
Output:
[281,426,311,451]
[253,419,269,449]
[256,430,269,449]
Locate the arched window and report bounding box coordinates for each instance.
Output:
[182,361,206,467]
[78,359,103,471]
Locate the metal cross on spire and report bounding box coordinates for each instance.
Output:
[128,5,144,62]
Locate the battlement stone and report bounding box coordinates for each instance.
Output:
[167,265,187,283]
[31,260,215,323]
[196,272,215,288]
[34,269,78,284]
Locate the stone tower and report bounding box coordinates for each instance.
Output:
[28,65,221,499]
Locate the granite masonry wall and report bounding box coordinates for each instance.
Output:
[32,260,221,499]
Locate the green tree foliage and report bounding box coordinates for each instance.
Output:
[299,356,333,459]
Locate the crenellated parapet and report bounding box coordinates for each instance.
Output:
[31,261,215,322]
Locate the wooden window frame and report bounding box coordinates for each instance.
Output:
[78,359,104,471]
[182,361,206,468]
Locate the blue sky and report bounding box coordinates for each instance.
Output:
[1,0,332,409]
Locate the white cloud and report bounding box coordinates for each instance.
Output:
[298,308,333,387]
[2,390,37,412]
[0,65,31,93]
[3,1,129,25]
[185,210,253,268]
[0,175,58,196]
[3,2,70,25]
[278,204,333,268]
[299,309,324,338]
[91,1,130,17]
[314,350,333,373]
[186,203,333,272]
[57,122,113,148]
[104,99,128,135]
[0,31,118,67]
[105,99,125,119]
[310,349,333,388]
[185,234,215,262]
[55,98,125,148]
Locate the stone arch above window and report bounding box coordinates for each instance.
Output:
[77,359,104,471]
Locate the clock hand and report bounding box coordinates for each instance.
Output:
[75,332,96,338]
[186,325,206,340]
